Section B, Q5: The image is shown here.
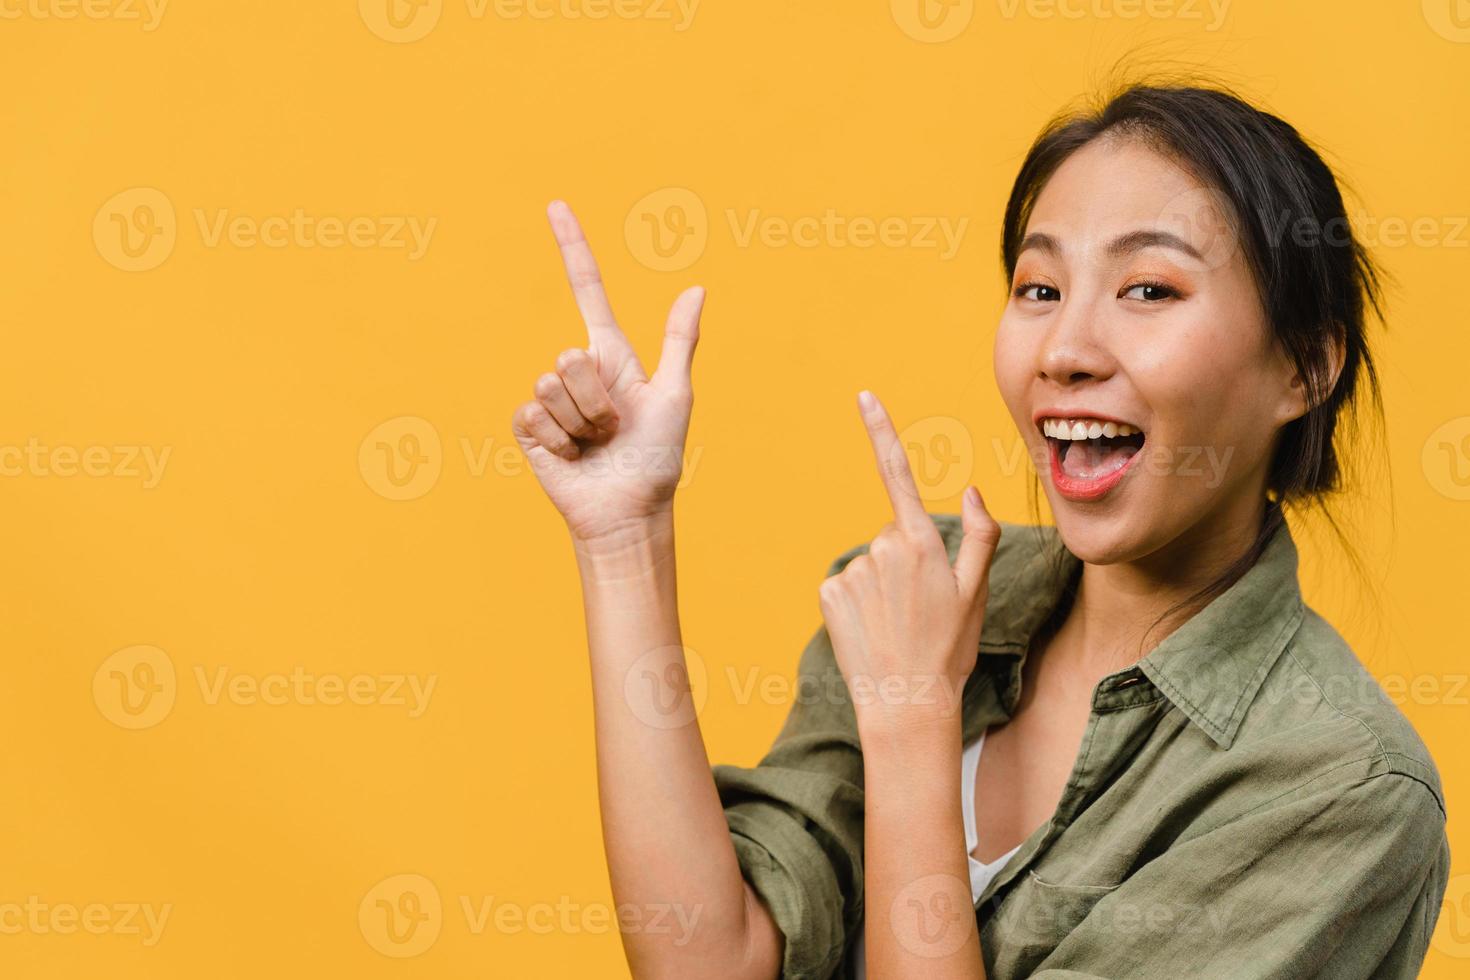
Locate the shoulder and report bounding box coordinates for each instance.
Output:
[1246,604,1447,818]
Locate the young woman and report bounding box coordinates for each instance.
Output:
[511,83,1450,979]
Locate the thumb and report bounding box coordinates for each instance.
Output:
[650,285,704,392]
[954,485,1001,597]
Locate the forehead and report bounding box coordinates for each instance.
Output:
[1024,135,1225,253]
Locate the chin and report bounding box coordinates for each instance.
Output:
[1048,505,1153,566]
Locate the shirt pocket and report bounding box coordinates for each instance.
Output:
[982,868,1121,977]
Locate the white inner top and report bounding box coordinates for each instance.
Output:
[849,729,1022,978]
[961,728,1024,899]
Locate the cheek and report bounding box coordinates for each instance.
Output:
[992,314,1035,410]
[1128,336,1221,430]
[1126,305,1277,450]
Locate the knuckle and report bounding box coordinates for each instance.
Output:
[556,347,589,374]
[569,267,602,290]
[586,403,618,427]
[869,526,911,560]
[975,520,1002,546]
[534,372,563,401]
[880,454,911,483]
[525,405,571,455]
[567,415,599,438]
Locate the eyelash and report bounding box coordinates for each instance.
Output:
[1121,280,1179,302]
[1011,280,1181,303]
[1013,281,1060,302]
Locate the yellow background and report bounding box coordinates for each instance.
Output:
[2,0,1468,975]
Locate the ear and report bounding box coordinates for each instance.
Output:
[1279,324,1346,424]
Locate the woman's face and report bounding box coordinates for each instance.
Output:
[993,136,1319,564]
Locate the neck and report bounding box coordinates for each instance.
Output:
[1057,492,1271,675]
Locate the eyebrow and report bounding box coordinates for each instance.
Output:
[1108,229,1205,261]
[1017,229,1206,262]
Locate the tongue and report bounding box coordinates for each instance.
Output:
[1062,439,1139,481]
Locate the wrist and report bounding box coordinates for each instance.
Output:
[572,509,676,579]
[857,706,963,763]
[849,670,967,736]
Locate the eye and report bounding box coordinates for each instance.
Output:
[1014,282,1060,302]
[1121,281,1178,302]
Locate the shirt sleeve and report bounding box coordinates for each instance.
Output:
[1020,770,1450,980]
[710,538,874,980]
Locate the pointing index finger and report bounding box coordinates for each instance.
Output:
[546,201,629,351]
[857,390,937,539]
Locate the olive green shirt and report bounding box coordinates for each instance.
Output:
[712,512,1450,979]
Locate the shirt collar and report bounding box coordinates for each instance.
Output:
[974,507,1306,751]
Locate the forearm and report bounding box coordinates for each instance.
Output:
[575,511,778,979]
[860,716,985,979]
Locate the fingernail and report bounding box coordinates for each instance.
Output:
[965,486,980,508]
[857,390,876,412]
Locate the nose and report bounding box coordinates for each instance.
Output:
[1036,288,1113,386]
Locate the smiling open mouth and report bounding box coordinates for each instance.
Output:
[1040,417,1146,499]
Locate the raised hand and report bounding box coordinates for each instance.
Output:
[512,201,705,544]
[818,390,1002,733]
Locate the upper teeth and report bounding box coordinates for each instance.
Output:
[1042,418,1140,440]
